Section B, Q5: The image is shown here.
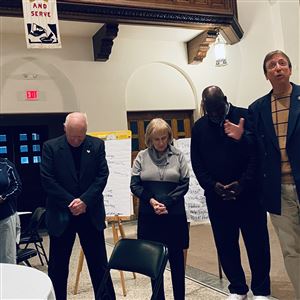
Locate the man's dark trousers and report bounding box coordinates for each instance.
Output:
[206,194,271,296]
[48,214,115,300]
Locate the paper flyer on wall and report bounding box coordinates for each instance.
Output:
[22,0,61,48]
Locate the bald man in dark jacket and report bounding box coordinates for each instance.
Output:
[191,86,271,300]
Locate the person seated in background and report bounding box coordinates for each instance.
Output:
[0,158,22,264]
[191,86,271,300]
[130,118,190,300]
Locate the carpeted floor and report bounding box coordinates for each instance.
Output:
[104,219,294,299]
[187,220,295,300]
[29,218,295,299]
[31,226,229,300]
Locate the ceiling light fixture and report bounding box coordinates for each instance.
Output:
[22,73,38,80]
[214,30,227,67]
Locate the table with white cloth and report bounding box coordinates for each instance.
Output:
[0,263,56,299]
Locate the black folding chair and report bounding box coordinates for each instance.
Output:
[96,238,168,300]
[17,247,38,267]
[19,207,48,266]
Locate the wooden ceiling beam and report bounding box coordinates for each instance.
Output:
[187,30,217,65]
[0,1,243,44]
[92,23,119,61]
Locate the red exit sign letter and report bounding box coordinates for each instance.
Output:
[26,90,39,101]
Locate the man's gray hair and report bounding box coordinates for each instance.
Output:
[64,112,88,127]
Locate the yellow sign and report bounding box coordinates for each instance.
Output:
[89,130,131,141]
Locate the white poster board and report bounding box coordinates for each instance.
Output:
[175,138,209,223]
[90,131,133,218]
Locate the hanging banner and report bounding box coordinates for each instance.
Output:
[22,0,61,48]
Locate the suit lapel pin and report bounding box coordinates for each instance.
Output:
[297,96,300,101]
[87,149,91,153]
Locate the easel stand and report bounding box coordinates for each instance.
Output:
[73,215,135,296]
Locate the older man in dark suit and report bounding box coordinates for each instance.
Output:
[40,112,115,300]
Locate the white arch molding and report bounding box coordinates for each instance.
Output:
[125,62,197,112]
[1,57,78,113]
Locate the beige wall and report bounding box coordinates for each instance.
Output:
[0,0,299,131]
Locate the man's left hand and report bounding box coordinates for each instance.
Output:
[224,118,245,141]
[68,198,87,216]
[224,181,242,198]
[0,195,5,204]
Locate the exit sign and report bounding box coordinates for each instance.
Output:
[26,90,39,101]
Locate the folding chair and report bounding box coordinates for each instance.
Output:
[96,238,168,300]
[17,247,38,267]
[19,207,48,266]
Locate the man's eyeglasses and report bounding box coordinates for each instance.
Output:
[266,59,289,70]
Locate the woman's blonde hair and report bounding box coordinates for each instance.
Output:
[145,118,173,147]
